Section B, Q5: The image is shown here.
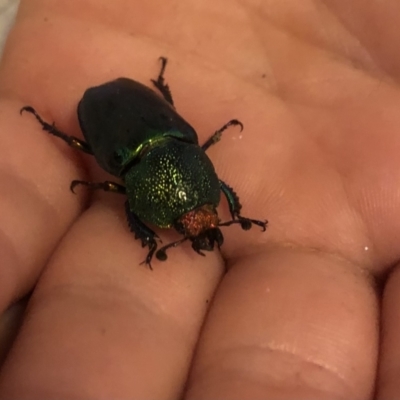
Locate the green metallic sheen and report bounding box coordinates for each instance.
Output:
[124,138,220,227]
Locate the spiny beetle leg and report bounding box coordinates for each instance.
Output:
[219,180,268,231]
[151,57,174,107]
[125,202,159,269]
[70,180,126,194]
[202,119,243,151]
[219,180,242,220]
[20,106,93,155]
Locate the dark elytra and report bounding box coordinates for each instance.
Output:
[21,57,267,268]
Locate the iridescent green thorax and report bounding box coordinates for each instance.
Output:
[124,138,221,228]
[114,129,194,174]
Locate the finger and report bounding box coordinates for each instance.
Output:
[376,267,400,399]
[0,197,224,399]
[0,98,86,310]
[185,249,378,399]
[0,298,27,364]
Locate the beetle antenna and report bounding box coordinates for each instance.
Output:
[156,237,189,261]
[219,218,268,231]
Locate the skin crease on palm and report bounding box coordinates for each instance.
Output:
[1,0,400,398]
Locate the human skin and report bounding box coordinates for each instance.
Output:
[0,0,399,398]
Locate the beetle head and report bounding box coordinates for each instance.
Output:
[174,204,219,237]
[155,204,224,261]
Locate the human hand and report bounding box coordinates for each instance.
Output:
[0,1,398,399]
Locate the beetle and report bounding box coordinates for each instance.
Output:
[21,57,267,268]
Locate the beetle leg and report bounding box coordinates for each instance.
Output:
[125,202,159,269]
[219,180,267,231]
[201,119,244,151]
[20,106,93,155]
[219,180,241,220]
[70,180,126,194]
[150,57,174,107]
